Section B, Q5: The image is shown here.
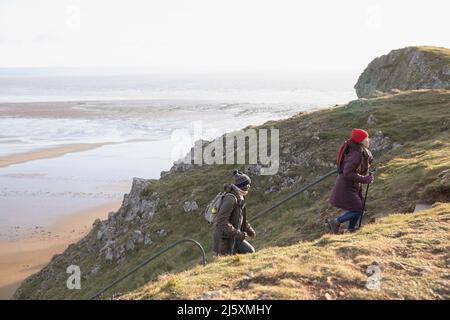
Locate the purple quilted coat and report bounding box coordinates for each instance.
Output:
[329,142,373,212]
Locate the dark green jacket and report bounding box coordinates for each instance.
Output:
[213,183,253,255]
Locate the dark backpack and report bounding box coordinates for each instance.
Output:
[336,139,351,173]
[336,139,373,174]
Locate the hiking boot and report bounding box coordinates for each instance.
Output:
[327,219,341,234]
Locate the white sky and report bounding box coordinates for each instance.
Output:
[1,0,449,72]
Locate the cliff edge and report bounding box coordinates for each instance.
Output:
[355,46,450,98]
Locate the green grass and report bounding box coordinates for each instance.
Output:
[415,46,450,70]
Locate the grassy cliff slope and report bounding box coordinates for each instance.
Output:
[124,202,450,300]
[14,89,450,299]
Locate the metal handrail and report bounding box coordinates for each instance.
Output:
[249,168,337,222]
[89,169,337,299]
[89,238,206,300]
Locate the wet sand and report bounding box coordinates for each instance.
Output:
[0,139,153,169]
[0,201,121,300]
[0,142,113,168]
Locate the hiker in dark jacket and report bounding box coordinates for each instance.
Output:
[213,171,256,255]
[328,129,374,233]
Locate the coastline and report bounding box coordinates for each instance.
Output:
[0,200,121,300]
[0,143,114,169]
[0,139,153,169]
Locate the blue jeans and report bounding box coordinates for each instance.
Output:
[336,211,361,230]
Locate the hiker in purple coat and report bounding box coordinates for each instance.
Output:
[328,129,374,233]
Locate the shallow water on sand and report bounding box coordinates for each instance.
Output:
[0,139,172,239]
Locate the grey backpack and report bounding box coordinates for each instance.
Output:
[204,192,237,225]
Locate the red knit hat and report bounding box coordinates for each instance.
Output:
[351,128,369,143]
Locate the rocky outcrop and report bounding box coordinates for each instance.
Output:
[93,178,160,263]
[355,46,450,98]
[183,201,199,213]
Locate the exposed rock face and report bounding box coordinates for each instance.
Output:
[94,178,160,263]
[370,131,391,152]
[123,178,159,221]
[183,201,199,213]
[367,114,377,126]
[355,46,450,98]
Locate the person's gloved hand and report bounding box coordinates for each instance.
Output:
[246,226,256,239]
[364,175,374,184]
[236,231,247,241]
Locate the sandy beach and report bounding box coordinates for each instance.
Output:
[0,200,121,300]
[0,142,114,168]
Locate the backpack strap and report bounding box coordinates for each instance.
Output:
[223,192,238,206]
[337,139,351,173]
[359,147,373,175]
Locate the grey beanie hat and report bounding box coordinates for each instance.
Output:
[233,170,251,188]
